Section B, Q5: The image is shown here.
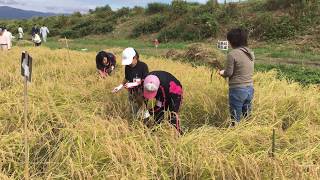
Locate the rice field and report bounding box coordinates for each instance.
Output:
[0,47,319,179]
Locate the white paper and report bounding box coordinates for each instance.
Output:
[22,58,30,77]
[144,110,150,119]
[125,82,139,88]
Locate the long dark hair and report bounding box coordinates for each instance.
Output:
[133,49,139,60]
[96,51,108,64]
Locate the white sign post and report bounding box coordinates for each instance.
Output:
[217,40,229,51]
[21,51,32,180]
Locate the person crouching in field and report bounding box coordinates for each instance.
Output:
[96,51,116,78]
[143,71,183,134]
[219,28,255,126]
[33,33,42,47]
[112,48,149,117]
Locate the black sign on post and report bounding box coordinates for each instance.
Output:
[21,51,32,82]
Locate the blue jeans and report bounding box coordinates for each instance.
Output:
[229,86,254,122]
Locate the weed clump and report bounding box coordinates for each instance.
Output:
[165,43,224,69]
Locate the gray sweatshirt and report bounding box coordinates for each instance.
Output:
[222,47,254,88]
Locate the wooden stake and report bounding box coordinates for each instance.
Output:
[23,53,30,180]
[64,37,71,61]
[271,128,276,158]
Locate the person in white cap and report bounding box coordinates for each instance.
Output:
[143,71,183,134]
[112,47,149,116]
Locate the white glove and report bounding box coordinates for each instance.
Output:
[144,110,151,119]
[219,70,225,75]
[124,82,139,89]
[111,66,115,70]
[156,101,162,107]
[112,84,123,93]
[133,78,141,84]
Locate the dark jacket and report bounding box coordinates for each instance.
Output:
[148,71,183,113]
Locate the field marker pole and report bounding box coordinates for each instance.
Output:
[64,37,71,61]
[271,128,276,158]
[23,53,30,180]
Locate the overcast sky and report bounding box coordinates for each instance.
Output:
[0,0,242,13]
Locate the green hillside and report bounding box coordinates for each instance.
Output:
[1,0,319,44]
[1,0,320,85]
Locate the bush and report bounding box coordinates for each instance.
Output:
[158,25,182,42]
[60,29,79,38]
[193,13,218,39]
[71,20,93,37]
[93,22,115,34]
[59,18,95,38]
[265,0,306,10]
[158,13,218,42]
[263,16,296,40]
[171,1,188,17]
[131,15,168,37]
[249,14,297,40]
[146,3,170,14]
[224,3,239,18]
[131,6,145,15]
[114,7,131,18]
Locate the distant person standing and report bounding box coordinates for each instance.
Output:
[218,28,255,126]
[40,25,49,42]
[0,28,8,51]
[31,24,39,38]
[18,26,24,40]
[2,27,12,50]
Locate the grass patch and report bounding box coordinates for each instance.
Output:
[256,64,320,85]
[253,43,320,61]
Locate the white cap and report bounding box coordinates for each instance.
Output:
[122,47,136,65]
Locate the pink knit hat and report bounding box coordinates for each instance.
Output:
[143,75,160,99]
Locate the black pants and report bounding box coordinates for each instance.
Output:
[152,94,183,134]
[152,109,182,135]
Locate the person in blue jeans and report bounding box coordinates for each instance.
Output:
[218,28,255,125]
